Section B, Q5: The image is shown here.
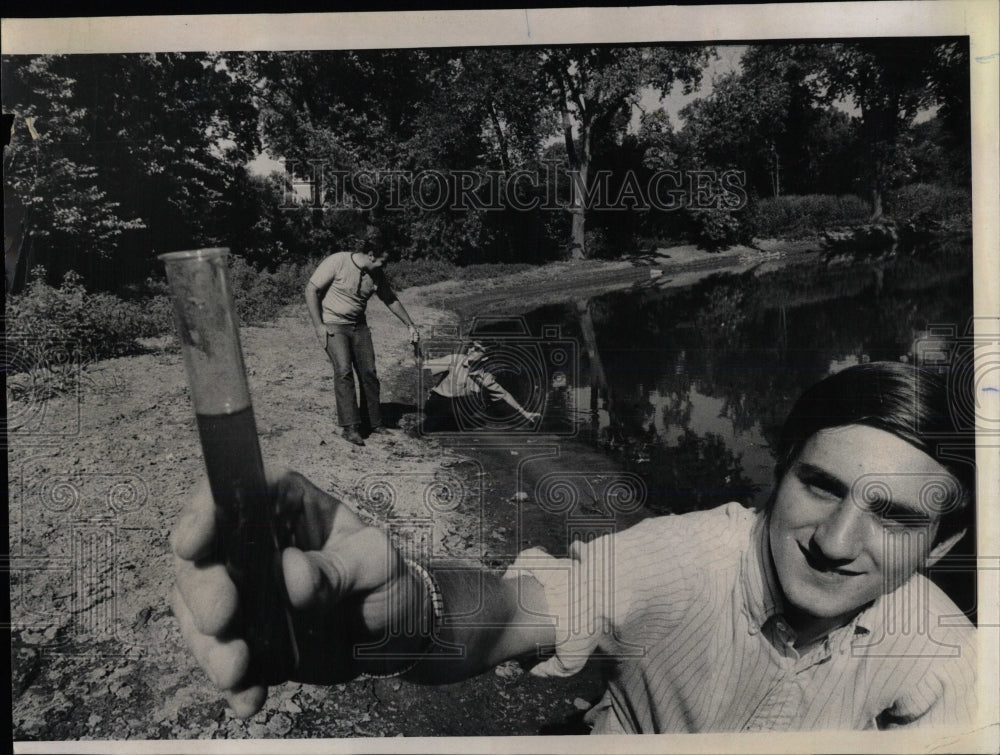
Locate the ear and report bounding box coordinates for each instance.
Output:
[926,528,966,569]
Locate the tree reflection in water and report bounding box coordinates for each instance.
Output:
[523,246,973,519]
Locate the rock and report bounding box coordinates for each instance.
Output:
[246,722,268,737]
[494,660,523,680]
[267,713,293,736]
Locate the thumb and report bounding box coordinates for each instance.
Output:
[283,548,344,610]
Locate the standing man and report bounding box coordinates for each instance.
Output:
[305,225,419,446]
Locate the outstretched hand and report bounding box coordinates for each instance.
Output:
[171,468,427,717]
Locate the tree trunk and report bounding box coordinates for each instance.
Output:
[487,102,511,175]
[557,70,588,260]
[870,188,884,222]
[569,163,587,260]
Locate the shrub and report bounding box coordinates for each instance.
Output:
[890,183,972,231]
[684,208,747,251]
[5,268,171,379]
[384,258,458,290]
[752,194,870,238]
[226,255,316,325]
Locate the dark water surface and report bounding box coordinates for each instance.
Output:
[469,249,976,615]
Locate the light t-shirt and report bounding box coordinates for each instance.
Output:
[504,503,977,733]
[308,252,390,326]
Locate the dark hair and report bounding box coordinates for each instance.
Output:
[356,224,384,254]
[773,361,974,543]
[463,340,488,355]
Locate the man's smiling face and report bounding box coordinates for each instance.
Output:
[768,424,964,633]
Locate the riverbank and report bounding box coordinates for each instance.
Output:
[9,239,818,742]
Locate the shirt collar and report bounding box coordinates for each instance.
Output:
[741,512,785,633]
[740,511,876,641]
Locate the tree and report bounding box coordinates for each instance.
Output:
[2,52,260,290]
[3,56,142,286]
[677,45,858,200]
[815,38,969,219]
[541,46,711,258]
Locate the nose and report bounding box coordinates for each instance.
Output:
[811,499,866,564]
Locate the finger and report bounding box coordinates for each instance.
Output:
[174,556,238,636]
[171,586,249,690]
[321,527,399,596]
[225,684,268,719]
[171,476,217,562]
[283,547,337,610]
[284,534,392,610]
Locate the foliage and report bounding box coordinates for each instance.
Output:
[384,258,458,289]
[543,46,712,258]
[5,254,319,400]
[811,39,970,217]
[5,269,170,385]
[640,429,761,515]
[1,42,972,296]
[3,53,260,290]
[225,255,317,325]
[386,259,536,290]
[890,183,972,231]
[751,194,871,238]
[683,208,750,251]
[676,46,861,201]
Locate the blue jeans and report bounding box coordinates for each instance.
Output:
[324,322,382,429]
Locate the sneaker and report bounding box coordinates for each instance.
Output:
[342,426,365,446]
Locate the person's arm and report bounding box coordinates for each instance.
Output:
[171,468,553,717]
[476,372,542,424]
[405,564,554,684]
[304,281,328,348]
[305,258,336,348]
[375,275,419,343]
[421,353,458,375]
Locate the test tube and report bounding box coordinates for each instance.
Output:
[160,247,298,684]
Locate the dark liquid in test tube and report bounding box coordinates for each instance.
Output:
[196,406,296,684]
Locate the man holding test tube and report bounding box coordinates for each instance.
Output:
[171,362,977,733]
[305,224,420,446]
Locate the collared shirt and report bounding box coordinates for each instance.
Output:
[506,503,976,733]
[308,252,389,326]
[423,353,509,402]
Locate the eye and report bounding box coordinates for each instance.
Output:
[805,482,840,501]
[796,469,844,501]
[876,503,931,530]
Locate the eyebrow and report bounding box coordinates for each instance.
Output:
[794,462,932,523]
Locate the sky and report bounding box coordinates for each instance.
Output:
[638,44,746,128]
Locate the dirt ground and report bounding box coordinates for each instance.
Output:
[8,247,802,744]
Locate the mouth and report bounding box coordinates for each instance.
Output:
[797,542,862,578]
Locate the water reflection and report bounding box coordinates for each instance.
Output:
[521,249,973,516]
